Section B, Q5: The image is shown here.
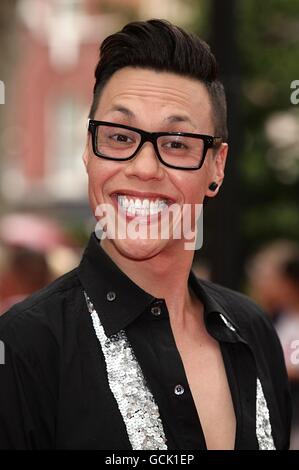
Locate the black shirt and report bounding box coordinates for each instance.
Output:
[0,233,291,450]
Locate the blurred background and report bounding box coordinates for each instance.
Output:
[0,0,298,448]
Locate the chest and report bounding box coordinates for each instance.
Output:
[173,333,237,450]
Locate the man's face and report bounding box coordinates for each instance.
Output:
[83,67,228,260]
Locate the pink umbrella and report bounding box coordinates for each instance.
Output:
[0,213,73,253]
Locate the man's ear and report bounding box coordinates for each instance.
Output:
[205,142,228,198]
[82,138,90,171]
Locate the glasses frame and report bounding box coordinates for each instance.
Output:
[88,119,223,171]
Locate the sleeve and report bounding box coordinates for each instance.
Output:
[0,342,36,449]
[0,336,57,450]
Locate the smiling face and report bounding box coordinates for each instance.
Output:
[83,67,228,261]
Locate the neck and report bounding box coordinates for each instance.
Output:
[100,238,197,320]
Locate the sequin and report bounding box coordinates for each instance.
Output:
[84,292,167,450]
[256,378,275,449]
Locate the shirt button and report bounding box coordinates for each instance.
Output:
[151,306,161,316]
[106,291,116,302]
[174,384,185,396]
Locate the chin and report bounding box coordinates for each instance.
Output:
[108,236,171,261]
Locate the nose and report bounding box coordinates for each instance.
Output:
[124,141,165,181]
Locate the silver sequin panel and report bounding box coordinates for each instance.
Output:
[256,378,276,449]
[220,313,275,449]
[84,293,167,450]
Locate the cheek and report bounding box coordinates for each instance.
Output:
[87,161,117,217]
[173,172,207,203]
[87,158,117,200]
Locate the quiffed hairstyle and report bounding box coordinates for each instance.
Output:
[89,19,228,140]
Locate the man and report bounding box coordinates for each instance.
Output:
[0,19,291,450]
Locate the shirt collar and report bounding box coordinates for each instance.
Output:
[188,271,242,342]
[78,233,242,342]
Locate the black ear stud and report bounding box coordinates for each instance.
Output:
[208,182,218,191]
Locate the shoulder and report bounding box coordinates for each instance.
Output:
[200,278,282,354]
[201,278,272,327]
[0,268,84,360]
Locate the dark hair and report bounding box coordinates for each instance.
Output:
[89,19,228,140]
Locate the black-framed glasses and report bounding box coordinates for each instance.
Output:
[88,119,222,170]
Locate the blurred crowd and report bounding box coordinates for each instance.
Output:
[0,213,81,314]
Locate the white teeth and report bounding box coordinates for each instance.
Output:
[117,194,169,216]
[127,204,136,215]
[150,203,156,215]
[150,201,156,212]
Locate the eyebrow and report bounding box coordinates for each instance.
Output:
[109,105,196,129]
[110,105,134,118]
[165,114,196,129]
